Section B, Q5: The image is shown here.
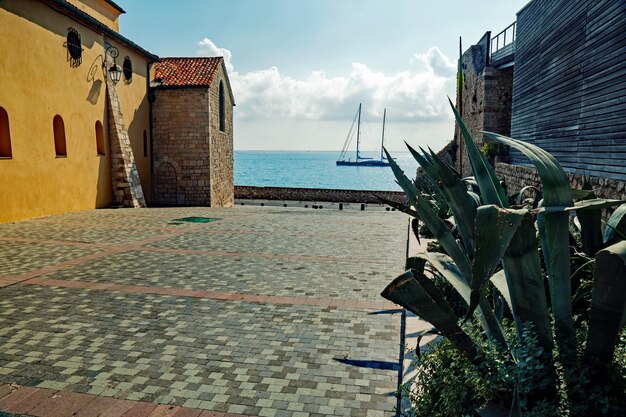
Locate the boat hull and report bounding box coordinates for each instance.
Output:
[336,160,390,167]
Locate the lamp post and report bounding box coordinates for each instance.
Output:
[103,45,121,84]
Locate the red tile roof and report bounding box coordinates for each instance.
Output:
[152,57,224,87]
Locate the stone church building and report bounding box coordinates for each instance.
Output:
[0,0,234,224]
[150,58,235,207]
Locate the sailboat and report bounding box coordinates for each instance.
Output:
[336,104,391,167]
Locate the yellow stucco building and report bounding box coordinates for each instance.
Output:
[0,0,157,223]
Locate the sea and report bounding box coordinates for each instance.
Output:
[234,150,419,191]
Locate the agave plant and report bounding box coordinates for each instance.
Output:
[380,99,626,415]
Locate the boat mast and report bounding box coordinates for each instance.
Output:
[356,103,362,160]
[380,108,386,161]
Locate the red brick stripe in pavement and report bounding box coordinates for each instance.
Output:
[0,225,394,289]
[0,383,255,417]
[20,277,395,311]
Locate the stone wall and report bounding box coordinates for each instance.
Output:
[208,65,234,207]
[235,186,407,204]
[151,88,211,205]
[106,77,146,208]
[495,162,626,201]
[453,41,514,177]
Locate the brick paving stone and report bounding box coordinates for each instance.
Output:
[171,408,203,417]
[0,206,406,416]
[6,388,56,415]
[121,402,158,417]
[29,391,96,417]
[0,241,101,276]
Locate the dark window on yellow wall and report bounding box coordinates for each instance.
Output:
[0,107,12,158]
[123,56,132,83]
[53,115,67,157]
[143,130,148,157]
[219,80,225,132]
[66,27,82,68]
[95,121,105,155]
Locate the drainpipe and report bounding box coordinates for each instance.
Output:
[147,61,155,204]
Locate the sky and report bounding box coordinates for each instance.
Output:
[120,0,529,152]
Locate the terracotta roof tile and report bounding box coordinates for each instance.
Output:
[152,57,224,87]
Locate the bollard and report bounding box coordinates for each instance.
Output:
[339,203,343,210]
[361,203,365,211]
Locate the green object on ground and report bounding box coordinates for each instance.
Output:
[173,217,220,223]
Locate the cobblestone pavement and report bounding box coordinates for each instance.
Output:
[0,206,408,417]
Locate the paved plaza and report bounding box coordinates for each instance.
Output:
[0,205,409,417]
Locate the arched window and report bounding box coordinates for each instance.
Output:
[0,107,12,158]
[95,120,105,155]
[219,80,225,132]
[53,115,67,157]
[143,130,148,157]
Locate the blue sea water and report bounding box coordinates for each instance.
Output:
[234,150,418,191]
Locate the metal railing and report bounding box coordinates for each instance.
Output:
[491,21,516,56]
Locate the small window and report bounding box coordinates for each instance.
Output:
[53,115,67,157]
[123,56,132,83]
[65,27,82,68]
[143,130,148,157]
[0,107,12,158]
[95,121,105,155]
[219,80,225,132]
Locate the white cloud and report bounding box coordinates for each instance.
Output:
[410,47,456,76]
[196,38,234,73]
[196,39,455,123]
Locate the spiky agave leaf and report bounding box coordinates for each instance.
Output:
[575,187,604,256]
[584,240,626,366]
[604,203,626,244]
[449,99,508,207]
[501,213,553,353]
[468,205,525,319]
[384,147,472,277]
[381,269,482,365]
[490,270,512,311]
[416,252,508,349]
[406,141,477,256]
[483,131,577,364]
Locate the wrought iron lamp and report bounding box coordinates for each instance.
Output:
[103,45,121,84]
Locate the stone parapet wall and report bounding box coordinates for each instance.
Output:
[495,162,626,201]
[235,186,407,204]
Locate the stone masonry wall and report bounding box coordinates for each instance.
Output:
[106,77,146,208]
[496,162,626,201]
[151,88,211,205]
[208,65,234,208]
[453,45,514,177]
[235,186,407,204]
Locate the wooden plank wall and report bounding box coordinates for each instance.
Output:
[510,0,626,180]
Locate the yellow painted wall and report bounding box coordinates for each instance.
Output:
[0,0,152,223]
[66,0,121,32]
